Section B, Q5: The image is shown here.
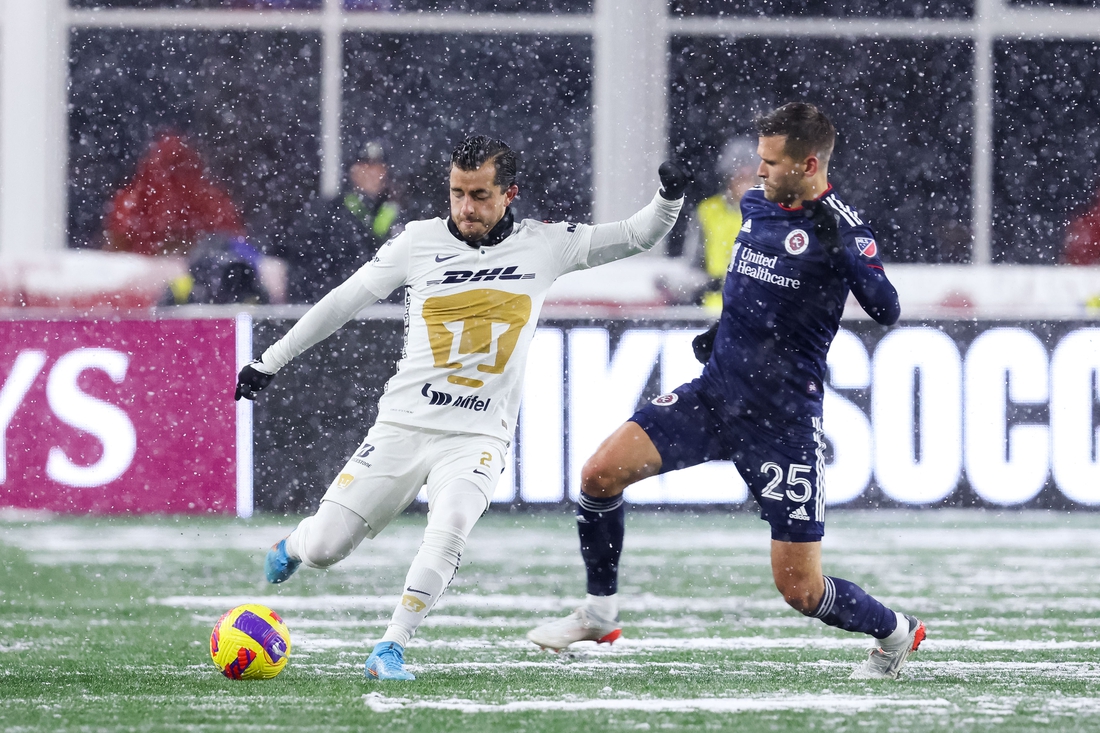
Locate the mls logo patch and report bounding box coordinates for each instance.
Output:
[855,237,878,258]
[784,229,809,255]
[652,393,679,406]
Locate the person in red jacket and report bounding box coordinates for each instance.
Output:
[103,133,244,256]
[1062,192,1100,265]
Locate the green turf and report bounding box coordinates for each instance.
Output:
[2,509,1100,731]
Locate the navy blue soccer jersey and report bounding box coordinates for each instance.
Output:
[698,185,899,422]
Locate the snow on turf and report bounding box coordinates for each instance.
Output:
[361,690,955,714]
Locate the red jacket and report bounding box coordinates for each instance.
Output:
[104,133,244,256]
[1063,196,1100,265]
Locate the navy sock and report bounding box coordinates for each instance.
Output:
[812,576,898,639]
[576,493,625,597]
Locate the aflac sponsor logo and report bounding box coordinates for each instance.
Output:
[784,229,810,255]
[421,383,493,411]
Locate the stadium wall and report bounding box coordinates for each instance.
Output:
[2,311,1097,516]
[251,315,1100,514]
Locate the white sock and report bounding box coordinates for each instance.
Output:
[878,611,909,648]
[379,480,486,648]
[586,593,619,620]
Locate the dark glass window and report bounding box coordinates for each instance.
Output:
[669,37,973,263]
[669,0,972,18]
[994,41,1100,264]
[68,30,322,250]
[342,34,592,223]
[1009,0,1100,6]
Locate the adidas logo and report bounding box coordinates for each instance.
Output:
[789,505,810,521]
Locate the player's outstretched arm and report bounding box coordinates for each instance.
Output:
[583,161,688,267]
[235,361,274,401]
[242,231,410,395]
[803,200,900,326]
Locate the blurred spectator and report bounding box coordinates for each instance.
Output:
[683,138,759,310]
[102,133,245,257]
[1062,191,1100,265]
[162,233,270,306]
[276,140,403,304]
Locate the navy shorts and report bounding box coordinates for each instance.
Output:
[630,380,826,542]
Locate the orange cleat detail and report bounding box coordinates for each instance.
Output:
[910,622,926,652]
[598,629,622,645]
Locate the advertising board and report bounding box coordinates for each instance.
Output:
[250,318,1100,511]
[3,315,1096,514]
[0,319,239,514]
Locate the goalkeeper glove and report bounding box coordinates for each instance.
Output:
[801,199,845,262]
[234,360,274,401]
[692,322,719,364]
[658,161,690,200]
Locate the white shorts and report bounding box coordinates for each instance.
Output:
[320,421,508,538]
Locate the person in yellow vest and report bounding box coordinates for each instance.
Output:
[684,138,759,311]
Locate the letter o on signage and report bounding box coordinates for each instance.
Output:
[1051,328,1100,505]
[964,328,1049,505]
[872,328,962,504]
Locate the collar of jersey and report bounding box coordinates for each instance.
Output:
[777,184,834,212]
[447,208,515,248]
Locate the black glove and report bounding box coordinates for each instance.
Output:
[658,160,690,200]
[234,361,274,401]
[802,199,845,261]
[692,322,719,364]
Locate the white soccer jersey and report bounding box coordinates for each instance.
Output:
[259,192,682,441]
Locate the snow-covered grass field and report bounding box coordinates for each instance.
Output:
[3,509,1100,732]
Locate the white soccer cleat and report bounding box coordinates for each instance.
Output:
[527,606,622,651]
[850,614,927,680]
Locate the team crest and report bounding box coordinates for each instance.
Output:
[652,393,679,406]
[855,237,878,257]
[784,229,809,255]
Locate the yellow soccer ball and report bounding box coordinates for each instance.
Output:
[210,603,292,680]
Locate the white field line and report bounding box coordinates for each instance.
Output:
[362,691,955,714]
[156,591,1100,617]
[6,514,1100,556]
[155,593,792,614]
[399,659,1100,678]
[287,632,1100,654]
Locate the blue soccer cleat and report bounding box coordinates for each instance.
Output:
[365,642,415,681]
[264,538,301,584]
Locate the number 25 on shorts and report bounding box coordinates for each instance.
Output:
[759,462,813,503]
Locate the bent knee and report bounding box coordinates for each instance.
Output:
[300,535,354,569]
[580,457,627,498]
[776,580,823,616]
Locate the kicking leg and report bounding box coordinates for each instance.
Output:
[527,420,661,650]
[265,500,370,583]
[771,540,925,680]
[365,479,487,681]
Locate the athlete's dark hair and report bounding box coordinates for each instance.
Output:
[451,135,517,190]
[755,102,836,165]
